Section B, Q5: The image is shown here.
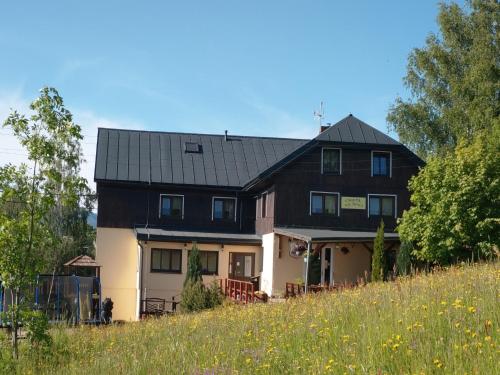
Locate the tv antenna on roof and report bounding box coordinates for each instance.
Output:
[313,101,325,126]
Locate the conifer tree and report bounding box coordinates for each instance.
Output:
[371,220,385,282]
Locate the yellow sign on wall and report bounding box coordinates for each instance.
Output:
[341,196,366,210]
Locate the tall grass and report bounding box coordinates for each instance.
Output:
[2,262,498,374]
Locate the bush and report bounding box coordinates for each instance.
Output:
[205,280,224,308]
[180,280,224,313]
[396,242,413,276]
[180,281,207,313]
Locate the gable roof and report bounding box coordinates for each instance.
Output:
[94,128,308,187]
[94,115,415,188]
[315,114,400,145]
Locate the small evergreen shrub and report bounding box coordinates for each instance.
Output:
[184,243,203,286]
[180,280,208,312]
[181,247,225,312]
[371,220,385,282]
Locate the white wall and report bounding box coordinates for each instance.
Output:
[261,233,276,295]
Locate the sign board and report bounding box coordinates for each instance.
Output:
[341,196,366,210]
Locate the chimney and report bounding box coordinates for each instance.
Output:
[320,123,331,134]
[224,130,228,141]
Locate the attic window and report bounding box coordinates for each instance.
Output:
[184,142,202,153]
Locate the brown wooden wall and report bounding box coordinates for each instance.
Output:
[270,145,420,232]
[97,183,256,233]
[255,189,275,235]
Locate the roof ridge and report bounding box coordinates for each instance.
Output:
[98,127,310,142]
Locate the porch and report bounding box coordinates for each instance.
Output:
[261,227,399,297]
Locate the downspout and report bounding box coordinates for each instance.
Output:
[137,241,145,320]
[304,241,311,294]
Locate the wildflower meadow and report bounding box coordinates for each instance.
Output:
[2,262,498,374]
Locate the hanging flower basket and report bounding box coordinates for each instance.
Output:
[289,240,307,258]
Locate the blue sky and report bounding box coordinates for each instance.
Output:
[0,0,458,186]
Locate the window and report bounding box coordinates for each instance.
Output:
[151,249,182,273]
[261,193,267,218]
[160,195,183,218]
[184,142,202,153]
[310,192,339,216]
[372,151,391,177]
[368,195,396,217]
[194,251,218,275]
[322,148,341,174]
[212,197,236,221]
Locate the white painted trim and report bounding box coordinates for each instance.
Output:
[211,196,237,222]
[309,191,341,216]
[367,193,398,218]
[321,147,342,175]
[159,194,185,219]
[371,150,392,178]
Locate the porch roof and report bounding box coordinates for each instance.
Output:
[274,227,399,243]
[135,227,262,245]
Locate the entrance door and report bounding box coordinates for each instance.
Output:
[229,253,255,281]
[321,248,333,285]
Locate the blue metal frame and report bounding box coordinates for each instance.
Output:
[75,275,80,324]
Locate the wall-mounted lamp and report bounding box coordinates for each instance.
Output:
[220,243,224,251]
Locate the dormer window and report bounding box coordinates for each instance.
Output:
[160,194,184,219]
[372,151,392,177]
[321,148,341,175]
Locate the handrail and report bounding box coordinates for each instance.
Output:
[219,278,255,304]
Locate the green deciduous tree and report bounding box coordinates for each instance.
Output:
[0,87,93,358]
[371,220,385,282]
[397,128,500,264]
[387,0,499,158]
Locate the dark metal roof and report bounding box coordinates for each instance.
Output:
[134,227,262,245]
[95,128,308,187]
[95,116,406,187]
[316,114,401,145]
[274,227,399,243]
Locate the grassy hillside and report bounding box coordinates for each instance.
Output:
[2,262,499,374]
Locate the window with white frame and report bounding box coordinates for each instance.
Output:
[212,197,236,221]
[160,195,183,218]
[322,148,341,174]
[310,192,339,216]
[368,195,396,217]
[372,151,391,177]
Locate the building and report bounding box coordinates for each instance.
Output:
[94,114,422,320]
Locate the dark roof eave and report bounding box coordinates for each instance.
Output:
[136,233,261,245]
[274,227,399,243]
